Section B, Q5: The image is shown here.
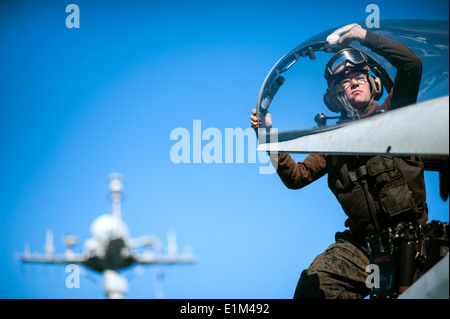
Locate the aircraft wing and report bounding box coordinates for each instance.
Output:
[19,251,195,266]
[18,230,87,265]
[18,253,87,264]
[398,254,449,299]
[257,95,449,157]
[134,254,195,265]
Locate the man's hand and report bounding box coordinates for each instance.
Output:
[250,109,272,131]
[327,23,367,47]
[338,24,367,47]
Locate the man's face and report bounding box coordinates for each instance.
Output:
[339,71,371,110]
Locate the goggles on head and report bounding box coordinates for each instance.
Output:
[325,48,369,82]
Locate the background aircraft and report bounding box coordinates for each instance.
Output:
[18,174,195,298]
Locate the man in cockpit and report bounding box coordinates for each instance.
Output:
[250,24,427,298]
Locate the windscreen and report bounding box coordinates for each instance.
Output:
[256,20,449,137]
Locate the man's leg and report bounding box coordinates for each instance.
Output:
[293,231,371,299]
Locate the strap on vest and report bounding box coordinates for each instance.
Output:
[348,164,368,183]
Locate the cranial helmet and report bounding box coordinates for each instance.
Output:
[323,48,383,115]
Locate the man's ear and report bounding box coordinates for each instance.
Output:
[367,75,383,100]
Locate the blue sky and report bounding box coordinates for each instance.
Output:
[1,0,448,299]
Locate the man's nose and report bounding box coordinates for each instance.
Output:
[350,78,359,87]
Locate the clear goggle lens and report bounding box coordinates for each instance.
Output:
[329,50,366,75]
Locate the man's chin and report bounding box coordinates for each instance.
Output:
[350,99,370,110]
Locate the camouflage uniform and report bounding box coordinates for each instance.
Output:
[293,231,370,299]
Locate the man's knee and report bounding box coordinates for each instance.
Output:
[293,269,326,299]
[293,267,367,299]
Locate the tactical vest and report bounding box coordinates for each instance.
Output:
[327,155,428,237]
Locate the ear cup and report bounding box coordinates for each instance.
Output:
[367,75,383,100]
[323,88,341,113]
